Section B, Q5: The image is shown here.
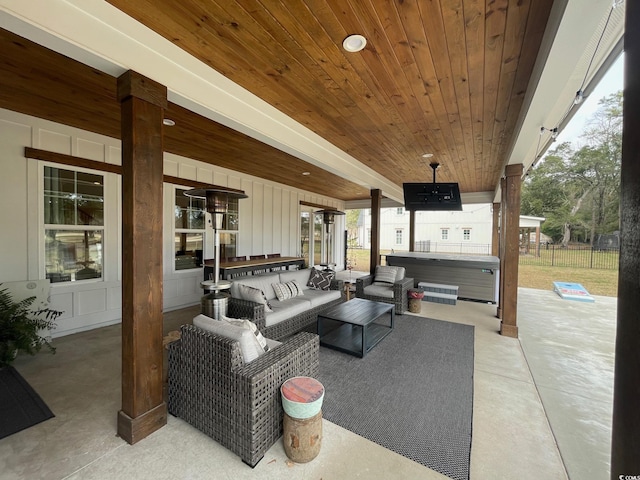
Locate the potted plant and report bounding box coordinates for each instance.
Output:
[0,286,62,368]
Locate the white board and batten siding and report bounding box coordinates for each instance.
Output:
[0,108,344,337]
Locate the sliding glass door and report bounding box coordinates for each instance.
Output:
[300,207,324,268]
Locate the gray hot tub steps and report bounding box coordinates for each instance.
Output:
[418,282,458,305]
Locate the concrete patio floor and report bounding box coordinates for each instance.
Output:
[517,287,617,480]
[0,281,616,479]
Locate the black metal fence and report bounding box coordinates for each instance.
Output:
[518,243,619,270]
[412,240,620,270]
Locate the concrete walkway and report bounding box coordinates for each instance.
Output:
[517,288,617,480]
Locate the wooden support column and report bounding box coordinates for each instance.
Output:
[409,209,416,252]
[370,189,382,274]
[497,181,506,319]
[500,164,523,337]
[610,2,640,475]
[535,226,541,257]
[117,70,167,444]
[492,202,500,257]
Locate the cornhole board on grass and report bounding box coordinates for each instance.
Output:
[553,281,595,302]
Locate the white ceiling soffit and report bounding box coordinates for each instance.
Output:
[0,0,404,203]
[497,0,625,202]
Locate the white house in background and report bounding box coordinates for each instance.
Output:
[353,205,546,256]
[354,204,494,255]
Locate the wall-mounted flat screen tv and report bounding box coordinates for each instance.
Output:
[403,183,463,211]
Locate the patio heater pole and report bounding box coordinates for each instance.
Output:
[184,188,248,318]
[318,209,345,270]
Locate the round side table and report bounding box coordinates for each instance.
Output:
[281,376,325,463]
[407,288,425,313]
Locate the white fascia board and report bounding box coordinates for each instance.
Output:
[0,0,403,203]
[505,0,620,175]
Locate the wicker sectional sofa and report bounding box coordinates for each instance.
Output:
[227,268,345,340]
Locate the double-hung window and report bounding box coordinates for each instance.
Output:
[463,228,471,241]
[44,166,104,283]
[395,229,403,245]
[174,188,206,270]
[441,228,449,241]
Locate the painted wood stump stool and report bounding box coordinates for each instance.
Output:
[280,376,324,463]
[408,288,425,313]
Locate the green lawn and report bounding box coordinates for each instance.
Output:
[517,264,618,297]
[346,249,618,297]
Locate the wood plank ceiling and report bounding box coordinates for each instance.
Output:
[0,0,554,202]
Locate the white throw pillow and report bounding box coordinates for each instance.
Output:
[272,280,304,301]
[221,315,269,352]
[192,314,265,363]
[237,284,274,312]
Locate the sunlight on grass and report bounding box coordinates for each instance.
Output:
[517,264,618,297]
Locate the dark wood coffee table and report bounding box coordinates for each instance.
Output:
[317,298,394,358]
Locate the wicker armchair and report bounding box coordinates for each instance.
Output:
[168,324,319,467]
[355,273,414,314]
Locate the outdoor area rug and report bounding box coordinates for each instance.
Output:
[317,315,474,480]
[0,366,54,439]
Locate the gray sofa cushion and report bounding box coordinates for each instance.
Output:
[279,269,313,290]
[265,297,311,327]
[303,288,342,308]
[230,273,280,301]
[364,283,395,299]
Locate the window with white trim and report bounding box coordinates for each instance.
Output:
[395,229,403,245]
[441,228,449,240]
[396,207,404,215]
[174,188,206,270]
[463,228,471,241]
[44,166,104,283]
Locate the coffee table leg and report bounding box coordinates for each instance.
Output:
[390,306,395,329]
[361,325,366,357]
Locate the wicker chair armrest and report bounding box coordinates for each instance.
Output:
[393,276,415,295]
[235,331,319,378]
[329,279,346,301]
[228,297,267,331]
[355,274,374,296]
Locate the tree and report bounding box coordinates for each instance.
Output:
[346,209,361,248]
[521,91,622,245]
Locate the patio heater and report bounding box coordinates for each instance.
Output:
[317,209,344,271]
[184,187,248,319]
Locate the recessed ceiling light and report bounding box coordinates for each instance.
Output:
[343,34,367,53]
[302,171,311,176]
[421,153,434,158]
[163,118,176,126]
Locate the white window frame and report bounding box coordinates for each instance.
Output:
[395,229,403,245]
[41,164,105,284]
[174,187,207,272]
[463,228,471,241]
[441,228,449,241]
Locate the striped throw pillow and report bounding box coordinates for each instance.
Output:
[374,265,399,284]
[272,280,304,301]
